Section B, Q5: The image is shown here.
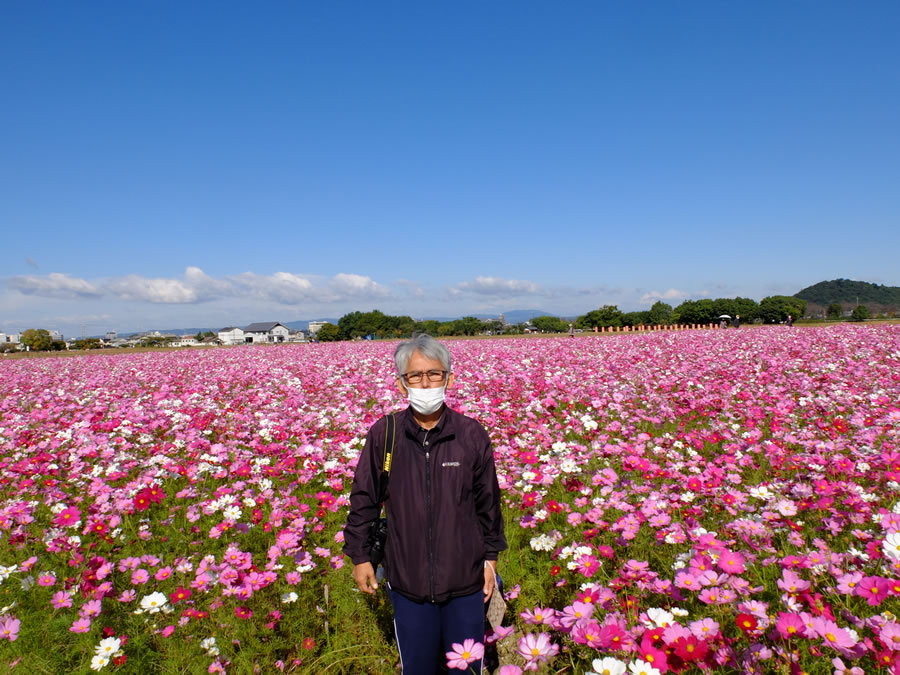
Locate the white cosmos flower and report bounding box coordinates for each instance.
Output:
[90,654,109,671]
[95,637,121,656]
[139,591,168,614]
[281,591,298,603]
[589,656,628,675]
[883,532,900,560]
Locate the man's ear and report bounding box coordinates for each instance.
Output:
[396,377,408,396]
[446,372,456,390]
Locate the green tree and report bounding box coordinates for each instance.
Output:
[758,296,807,324]
[576,305,624,329]
[73,338,102,350]
[673,299,716,325]
[621,311,650,327]
[646,302,673,325]
[316,323,341,341]
[415,320,442,336]
[532,315,567,333]
[827,302,843,320]
[21,328,53,351]
[851,304,869,322]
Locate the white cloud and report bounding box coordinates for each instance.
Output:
[10,273,102,299]
[452,276,542,297]
[332,273,390,297]
[639,288,689,303]
[107,275,200,304]
[6,267,391,307]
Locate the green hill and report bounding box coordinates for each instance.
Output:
[795,279,900,307]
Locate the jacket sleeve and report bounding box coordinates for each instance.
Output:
[472,427,507,561]
[342,419,384,565]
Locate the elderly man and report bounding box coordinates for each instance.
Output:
[343,334,506,674]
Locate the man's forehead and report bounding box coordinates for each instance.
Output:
[405,351,444,368]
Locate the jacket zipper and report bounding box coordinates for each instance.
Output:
[425,448,435,602]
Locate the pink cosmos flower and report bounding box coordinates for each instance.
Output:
[0,616,20,642]
[498,667,523,675]
[575,554,600,577]
[519,607,555,626]
[558,602,594,628]
[517,632,558,670]
[879,622,900,651]
[777,569,810,594]
[36,572,56,587]
[716,550,746,575]
[810,617,856,650]
[131,569,149,585]
[775,612,806,639]
[79,599,102,618]
[70,617,91,633]
[53,507,81,528]
[160,625,175,638]
[51,591,73,609]
[856,576,890,606]
[154,566,173,581]
[445,639,484,671]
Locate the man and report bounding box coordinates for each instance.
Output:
[734,314,741,328]
[343,334,506,674]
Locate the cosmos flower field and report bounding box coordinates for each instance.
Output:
[0,326,898,674]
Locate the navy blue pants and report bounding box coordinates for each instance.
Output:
[388,586,485,675]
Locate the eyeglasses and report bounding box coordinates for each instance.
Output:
[402,369,448,385]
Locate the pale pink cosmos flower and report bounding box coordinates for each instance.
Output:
[0,616,20,642]
[445,638,484,671]
[51,591,73,609]
[517,632,558,670]
[131,569,150,585]
[70,617,91,633]
[810,617,856,650]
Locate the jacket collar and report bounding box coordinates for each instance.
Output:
[400,405,456,442]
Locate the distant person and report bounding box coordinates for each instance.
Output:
[787,314,793,327]
[719,318,727,329]
[733,314,741,328]
[568,323,574,338]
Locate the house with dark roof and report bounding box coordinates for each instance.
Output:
[242,322,290,344]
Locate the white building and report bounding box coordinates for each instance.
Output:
[243,322,290,343]
[308,320,328,336]
[217,327,245,346]
[0,333,21,347]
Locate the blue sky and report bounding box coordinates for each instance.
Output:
[2,1,898,335]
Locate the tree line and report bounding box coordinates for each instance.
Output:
[314,296,813,341]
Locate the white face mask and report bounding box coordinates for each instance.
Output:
[407,385,446,415]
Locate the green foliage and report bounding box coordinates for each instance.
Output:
[758,295,807,323]
[795,278,900,306]
[646,301,673,325]
[827,302,844,319]
[21,328,53,351]
[316,323,341,341]
[851,304,869,322]
[73,338,103,350]
[620,311,650,327]
[672,299,716,325]
[575,305,623,329]
[138,336,176,347]
[531,315,567,333]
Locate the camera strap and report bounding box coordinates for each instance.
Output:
[376,413,396,508]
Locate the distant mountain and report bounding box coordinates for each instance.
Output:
[795,279,900,308]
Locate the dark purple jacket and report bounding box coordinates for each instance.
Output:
[343,406,507,603]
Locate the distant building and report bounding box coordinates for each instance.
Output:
[308,321,328,336]
[49,329,64,342]
[242,322,290,344]
[105,330,117,341]
[217,327,245,346]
